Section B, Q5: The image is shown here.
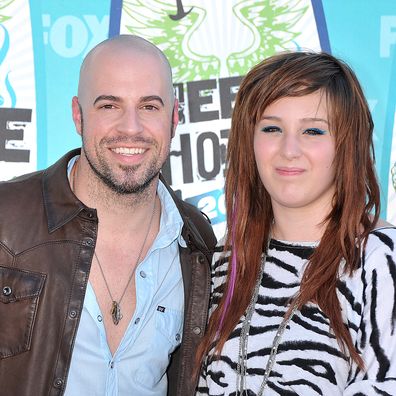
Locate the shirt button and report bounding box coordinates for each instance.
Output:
[97,315,103,322]
[109,361,114,369]
[54,378,64,388]
[69,310,77,318]
[2,286,12,296]
[139,271,147,278]
[192,326,201,335]
[134,317,140,325]
[175,333,181,342]
[198,255,205,264]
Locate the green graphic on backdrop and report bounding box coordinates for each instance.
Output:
[0,0,15,23]
[123,0,219,81]
[227,1,307,75]
[122,0,307,81]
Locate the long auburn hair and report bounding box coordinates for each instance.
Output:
[197,51,380,370]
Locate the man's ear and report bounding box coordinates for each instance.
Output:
[171,98,179,139]
[72,96,82,136]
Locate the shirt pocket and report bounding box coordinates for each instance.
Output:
[155,307,183,351]
[135,308,183,388]
[0,266,46,359]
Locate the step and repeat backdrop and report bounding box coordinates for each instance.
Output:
[0,0,395,235]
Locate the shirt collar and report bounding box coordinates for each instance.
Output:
[156,180,186,248]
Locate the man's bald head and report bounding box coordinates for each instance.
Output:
[77,35,174,102]
[71,34,179,196]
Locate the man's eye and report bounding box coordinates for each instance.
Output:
[142,105,158,111]
[304,128,327,136]
[260,126,281,133]
[101,104,116,109]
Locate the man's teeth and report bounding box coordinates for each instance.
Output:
[112,147,145,155]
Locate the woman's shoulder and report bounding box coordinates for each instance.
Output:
[363,225,396,270]
[365,217,395,246]
[367,224,396,248]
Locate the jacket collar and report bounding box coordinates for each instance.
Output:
[42,149,86,233]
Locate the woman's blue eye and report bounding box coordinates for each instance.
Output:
[260,126,280,133]
[304,128,327,136]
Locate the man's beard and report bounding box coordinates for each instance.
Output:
[84,148,160,195]
[79,107,171,195]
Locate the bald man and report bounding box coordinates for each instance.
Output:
[0,35,216,396]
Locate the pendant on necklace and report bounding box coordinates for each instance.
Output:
[111,301,123,325]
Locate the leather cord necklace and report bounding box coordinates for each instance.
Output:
[94,199,156,325]
[69,157,157,325]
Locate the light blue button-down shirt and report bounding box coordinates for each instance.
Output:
[64,160,185,395]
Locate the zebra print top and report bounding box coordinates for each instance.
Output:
[197,227,396,395]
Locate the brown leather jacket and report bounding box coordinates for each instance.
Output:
[0,149,216,396]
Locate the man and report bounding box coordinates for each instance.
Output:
[0,35,216,395]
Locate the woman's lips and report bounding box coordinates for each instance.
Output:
[275,167,305,176]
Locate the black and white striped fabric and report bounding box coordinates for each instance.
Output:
[197,227,396,395]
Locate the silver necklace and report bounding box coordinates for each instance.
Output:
[236,253,299,395]
[94,199,157,325]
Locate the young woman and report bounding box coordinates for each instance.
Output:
[196,52,396,395]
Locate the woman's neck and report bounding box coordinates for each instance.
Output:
[271,202,331,242]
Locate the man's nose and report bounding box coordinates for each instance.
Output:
[116,107,144,134]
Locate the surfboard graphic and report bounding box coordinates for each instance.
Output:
[111,0,330,236]
[0,0,36,181]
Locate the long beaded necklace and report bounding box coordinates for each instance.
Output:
[236,253,299,395]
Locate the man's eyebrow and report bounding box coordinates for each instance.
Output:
[141,95,164,106]
[93,95,120,105]
[93,95,165,107]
